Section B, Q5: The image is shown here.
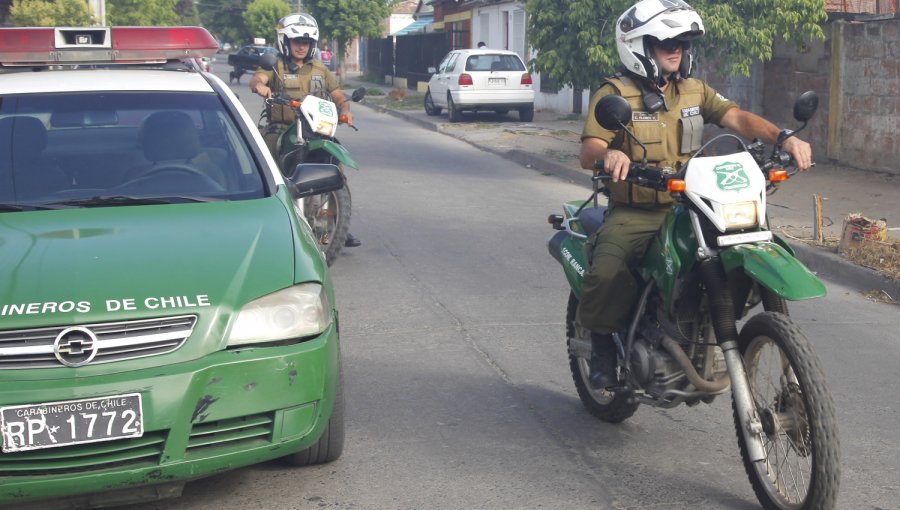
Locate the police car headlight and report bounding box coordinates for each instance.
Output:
[228,283,331,346]
[721,201,758,229]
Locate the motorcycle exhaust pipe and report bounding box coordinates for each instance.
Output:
[659,336,730,393]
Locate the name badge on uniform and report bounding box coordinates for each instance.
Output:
[681,106,700,117]
[632,112,658,122]
[284,74,298,80]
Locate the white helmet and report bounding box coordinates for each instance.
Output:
[277,13,319,60]
[615,0,704,82]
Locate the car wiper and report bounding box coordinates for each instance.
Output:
[0,203,67,212]
[47,195,222,207]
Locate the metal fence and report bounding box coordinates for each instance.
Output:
[396,32,449,89]
[365,37,394,80]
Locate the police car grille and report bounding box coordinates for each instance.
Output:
[0,315,197,369]
[185,413,275,456]
[0,430,166,476]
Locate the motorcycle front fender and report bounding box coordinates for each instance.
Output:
[307,139,359,170]
[720,242,826,301]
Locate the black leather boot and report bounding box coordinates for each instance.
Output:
[344,233,361,247]
[589,333,618,389]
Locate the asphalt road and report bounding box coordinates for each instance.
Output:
[117,61,900,510]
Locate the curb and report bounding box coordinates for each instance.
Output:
[359,101,900,299]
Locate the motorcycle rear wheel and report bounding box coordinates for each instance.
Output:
[566,292,638,423]
[303,184,351,267]
[733,312,840,510]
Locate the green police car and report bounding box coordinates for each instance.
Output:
[0,26,344,507]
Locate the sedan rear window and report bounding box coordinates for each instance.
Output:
[465,54,526,72]
[0,92,266,207]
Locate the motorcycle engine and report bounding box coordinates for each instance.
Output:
[629,336,685,399]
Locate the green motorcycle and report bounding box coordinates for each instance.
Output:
[259,53,365,265]
[548,91,839,510]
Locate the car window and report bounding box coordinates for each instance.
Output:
[465,54,526,72]
[0,91,266,205]
[437,52,453,73]
[445,53,461,73]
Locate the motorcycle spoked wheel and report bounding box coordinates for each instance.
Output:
[566,292,639,423]
[303,183,351,267]
[733,312,840,510]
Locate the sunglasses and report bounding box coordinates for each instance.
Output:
[654,38,688,52]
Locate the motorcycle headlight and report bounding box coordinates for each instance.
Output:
[228,283,331,346]
[721,201,758,229]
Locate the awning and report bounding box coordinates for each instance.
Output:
[394,17,433,36]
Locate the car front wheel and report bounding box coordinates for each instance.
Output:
[424,90,442,116]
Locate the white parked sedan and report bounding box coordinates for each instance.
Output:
[425,49,535,122]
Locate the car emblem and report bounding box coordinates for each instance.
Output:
[54,326,100,367]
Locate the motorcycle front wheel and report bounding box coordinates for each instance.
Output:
[303,184,351,266]
[734,312,840,510]
[566,292,638,423]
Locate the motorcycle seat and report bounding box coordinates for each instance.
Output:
[579,206,607,236]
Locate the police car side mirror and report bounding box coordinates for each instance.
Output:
[258,53,278,71]
[289,163,344,198]
[594,95,632,131]
[351,86,366,102]
[793,91,818,123]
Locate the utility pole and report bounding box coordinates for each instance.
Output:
[87,0,107,25]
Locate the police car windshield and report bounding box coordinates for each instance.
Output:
[0,91,266,207]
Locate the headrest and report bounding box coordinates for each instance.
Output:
[140,111,201,162]
[0,116,48,164]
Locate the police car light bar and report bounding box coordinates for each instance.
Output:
[0,26,218,66]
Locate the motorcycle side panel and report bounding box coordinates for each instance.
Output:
[307,139,359,170]
[548,230,588,298]
[720,242,826,300]
[639,205,698,311]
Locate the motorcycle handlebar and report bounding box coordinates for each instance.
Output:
[592,160,669,191]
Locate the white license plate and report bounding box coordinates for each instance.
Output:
[488,77,506,85]
[1,393,143,453]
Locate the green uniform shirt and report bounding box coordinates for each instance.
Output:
[582,76,737,207]
[259,58,339,123]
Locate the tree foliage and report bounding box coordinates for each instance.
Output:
[198,0,250,45]
[244,0,291,43]
[303,0,397,60]
[526,0,827,92]
[9,0,94,26]
[107,0,180,26]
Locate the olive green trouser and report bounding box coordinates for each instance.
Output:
[576,203,670,334]
[261,122,289,164]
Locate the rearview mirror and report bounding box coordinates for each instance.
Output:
[258,53,278,71]
[594,95,632,131]
[793,91,819,123]
[289,163,344,198]
[351,86,366,102]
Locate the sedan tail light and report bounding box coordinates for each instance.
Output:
[458,73,473,86]
[521,73,533,85]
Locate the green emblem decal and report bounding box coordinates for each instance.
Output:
[318,102,335,116]
[713,161,750,191]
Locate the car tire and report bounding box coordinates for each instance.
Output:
[448,94,462,123]
[518,105,534,122]
[424,90,442,116]
[281,369,345,466]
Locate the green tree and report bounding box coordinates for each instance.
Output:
[9,0,94,26]
[107,0,180,25]
[304,0,397,70]
[244,0,290,44]
[526,0,827,112]
[198,0,250,47]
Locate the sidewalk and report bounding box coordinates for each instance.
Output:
[350,80,900,301]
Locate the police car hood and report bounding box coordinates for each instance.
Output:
[0,198,313,331]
